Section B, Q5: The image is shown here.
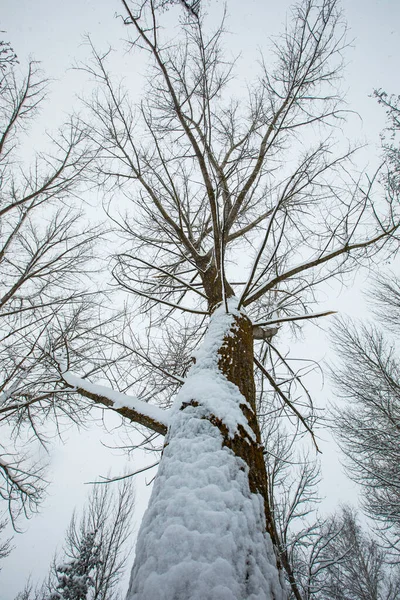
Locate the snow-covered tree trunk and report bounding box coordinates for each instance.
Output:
[126,300,285,600]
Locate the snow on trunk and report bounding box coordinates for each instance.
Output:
[126,301,286,600]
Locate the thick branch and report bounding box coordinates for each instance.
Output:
[254,310,336,328]
[243,228,399,307]
[121,0,222,271]
[61,371,169,436]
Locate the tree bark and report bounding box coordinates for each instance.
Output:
[216,312,280,553]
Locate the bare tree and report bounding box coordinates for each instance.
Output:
[15,479,134,600]
[278,506,400,600]
[0,516,12,570]
[37,0,400,597]
[374,90,400,194]
[331,275,400,554]
[329,87,400,559]
[0,38,17,73]
[14,582,40,600]
[263,419,400,599]
[263,419,323,599]
[0,47,108,527]
[82,479,135,600]
[313,507,400,600]
[48,480,134,600]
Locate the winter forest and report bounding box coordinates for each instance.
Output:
[1,0,400,598]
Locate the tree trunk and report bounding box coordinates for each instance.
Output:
[126,300,286,600]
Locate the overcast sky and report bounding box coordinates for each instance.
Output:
[1,0,399,598]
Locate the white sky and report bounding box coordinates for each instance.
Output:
[1,0,400,598]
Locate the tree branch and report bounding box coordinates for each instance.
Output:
[61,371,169,436]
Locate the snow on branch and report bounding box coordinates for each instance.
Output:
[61,371,169,436]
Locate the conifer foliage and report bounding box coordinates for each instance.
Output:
[49,531,100,600]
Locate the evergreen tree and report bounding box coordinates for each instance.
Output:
[49,531,100,600]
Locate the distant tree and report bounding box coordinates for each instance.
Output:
[14,582,39,600]
[0,516,12,570]
[0,37,18,73]
[75,479,134,600]
[330,89,400,556]
[0,43,108,527]
[374,90,400,193]
[311,507,400,600]
[47,480,134,600]
[48,530,100,600]
[16,479,134,600]
[263,420,322,599]
[331,274,400,554]
[262,416,400,599]
[269,496,400,599]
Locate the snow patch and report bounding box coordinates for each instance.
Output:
[126,411,285,600]
[62,371,170,428]
[171,299,254,439]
